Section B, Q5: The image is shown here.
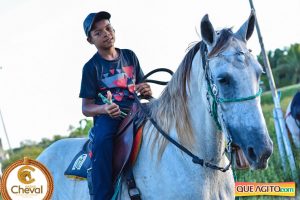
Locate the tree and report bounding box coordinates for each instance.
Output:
[2,146,44,171]
[258,43,300,90]
[286,44,300,83]
[1,118,92,172]
[69,119,93,138]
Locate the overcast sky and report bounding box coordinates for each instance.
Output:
[0,0,299,149]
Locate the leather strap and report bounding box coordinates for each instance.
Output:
[125,169,142,200]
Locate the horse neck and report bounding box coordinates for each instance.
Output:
[187,51,226,162]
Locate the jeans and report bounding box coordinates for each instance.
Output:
[87,115,122,200]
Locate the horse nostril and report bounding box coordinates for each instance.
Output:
[261,147,272,161]
[248,147,257,162]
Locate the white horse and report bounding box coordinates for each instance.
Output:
[285,92,300,148]
[37,12,273,200]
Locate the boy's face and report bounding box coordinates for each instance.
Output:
[88,19,115,50]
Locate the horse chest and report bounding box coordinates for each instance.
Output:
[121,136,234,200]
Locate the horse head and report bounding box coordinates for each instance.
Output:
[200,11,273,169]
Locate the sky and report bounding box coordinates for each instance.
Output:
[0,0,299,150]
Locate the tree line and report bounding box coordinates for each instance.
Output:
[1,120,93,171]
[258,43,300,90]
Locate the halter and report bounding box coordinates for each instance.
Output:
[200,42,263,131]
[136,41,263,172]
[200,41,263,168]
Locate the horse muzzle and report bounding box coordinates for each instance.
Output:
[235,138,273,170]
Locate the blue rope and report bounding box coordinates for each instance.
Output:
[111,176,122,200]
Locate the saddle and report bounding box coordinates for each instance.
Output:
[64,103,148,183]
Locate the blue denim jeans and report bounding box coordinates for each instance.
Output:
[87,115,122,200]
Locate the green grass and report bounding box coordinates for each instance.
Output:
[236,83,300,199]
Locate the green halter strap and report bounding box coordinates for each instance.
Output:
[200,42,263,131]
[208,85,263,130]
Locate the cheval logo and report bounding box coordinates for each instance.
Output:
[0,157,53,200]
[18,166,36,184]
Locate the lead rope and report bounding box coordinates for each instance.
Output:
[200,42,237,198]
[134,92,232,172]
[219,109,240,199]
[111,176,122,200]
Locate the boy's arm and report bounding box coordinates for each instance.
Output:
[82,98,120,118]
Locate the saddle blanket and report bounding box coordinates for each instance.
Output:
[64,139,91,179]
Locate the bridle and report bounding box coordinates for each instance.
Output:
[200,42,263,157]
[136,41,263,172]
[201,42,263,129]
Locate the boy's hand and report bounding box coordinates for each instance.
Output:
[104,91,120,118]
[136,83,152,97]
[104,103,121,118]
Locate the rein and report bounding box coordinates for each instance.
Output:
[134,92,232,172]
[137,59,232,172]
[137,41,263,172]
[141,68,174,85]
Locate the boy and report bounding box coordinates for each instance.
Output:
[79,11,152,200]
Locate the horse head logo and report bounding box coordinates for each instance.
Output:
[17,165,36,184]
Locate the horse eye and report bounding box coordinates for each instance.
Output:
[217,76,230,85]
[237,51,245,56]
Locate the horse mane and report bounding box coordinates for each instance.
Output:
[148,29,233,159]
[148,42,200,159]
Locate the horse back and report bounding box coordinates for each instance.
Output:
[37,138,88,169]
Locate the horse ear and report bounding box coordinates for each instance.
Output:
[235,10,256,42]
[201,14,216,47]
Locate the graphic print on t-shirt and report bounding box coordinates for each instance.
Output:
[100,65,135,102]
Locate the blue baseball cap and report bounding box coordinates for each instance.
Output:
[83,11,111,37]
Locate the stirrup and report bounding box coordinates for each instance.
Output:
[128,187,141,200]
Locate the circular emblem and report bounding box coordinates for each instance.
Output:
[0,157,53,200]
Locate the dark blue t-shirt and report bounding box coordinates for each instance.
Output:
[79,48,144,111]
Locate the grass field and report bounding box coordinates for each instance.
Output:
[236,83,300,200]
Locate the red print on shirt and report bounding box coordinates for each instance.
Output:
[122,66,134,78]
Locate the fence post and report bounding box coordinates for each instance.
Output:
[248,0,298,181]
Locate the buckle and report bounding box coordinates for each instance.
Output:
[212,84,218,96]
[128,187,141,198]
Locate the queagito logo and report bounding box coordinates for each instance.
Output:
[235,182,296,197]
[0,157,53,200]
